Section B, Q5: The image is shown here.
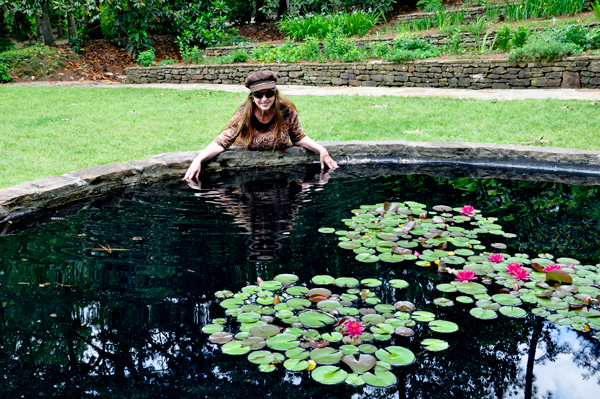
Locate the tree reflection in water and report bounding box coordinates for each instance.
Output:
[0,164,599,398]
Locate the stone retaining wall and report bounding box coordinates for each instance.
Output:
[3,141,600,222]
[126,57,600,89]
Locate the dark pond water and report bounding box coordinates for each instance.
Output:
[1,164,600,399]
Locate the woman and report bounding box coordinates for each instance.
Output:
[184,70,338,181]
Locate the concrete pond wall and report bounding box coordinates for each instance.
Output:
[3,141,600,223]
[126,57,600,89]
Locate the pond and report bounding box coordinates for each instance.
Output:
[1,163,600,399]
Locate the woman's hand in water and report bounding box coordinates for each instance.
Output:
[184,156,202,181]
[319,150,339,170]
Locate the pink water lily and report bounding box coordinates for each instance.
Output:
[488,253,504,263]
[446,267,456,274]
[513,284,519,291]
[403,228,410,235]
[455,270,477,282]
[414,251,420,257]
[354,212,362,216]
[461,205,475,216]
[512,268,530,281]
[506,263,522,274]
[344,321,365,337]
[543,264,562,273]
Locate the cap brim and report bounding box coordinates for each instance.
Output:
[249,81,276,92]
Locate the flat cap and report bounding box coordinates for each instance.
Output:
[245,70,277,92]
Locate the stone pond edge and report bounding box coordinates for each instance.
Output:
[2,140,600,221]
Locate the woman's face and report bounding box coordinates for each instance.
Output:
[252,89,276,112]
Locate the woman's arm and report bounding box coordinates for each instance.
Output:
[183,142,225,181]
[294,136,339,170]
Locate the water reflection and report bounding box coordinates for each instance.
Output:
[0,164,599,398]
[187,170,331,262]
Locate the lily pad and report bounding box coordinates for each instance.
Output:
[434,298,454,307]
[345,373,366,386]
[492,294,522,306]
[411,311,435,322]
[470,308,498,320]
[318,227,335,234]
[389,279,409,288]
[259,281,282,291]
[274,274,299,284]
[421,339,449,351]
[249,324,280,338]
[378,253,405,263]
[298,311,335,328]
[208,332,233,344]
[310,348,344,365]
[456,296,474,304]
[266,334,299,351]
[311,366,348,385]
[374,346,415,366]
[356,253,380,263]
[428,320,459,333]
[436,283,458,293]
[202,324,224,334]
[361,278,383,287]
[222,341,251,355]
[248,350,275,364]
[341,354,377,373]
[286,347,310,359]
[284,358,309,371]
[499,306,527,318]
[335,277,359,287]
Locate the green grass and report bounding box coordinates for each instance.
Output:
[1,86,599,188]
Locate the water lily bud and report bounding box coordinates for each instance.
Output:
[257,277,264,284]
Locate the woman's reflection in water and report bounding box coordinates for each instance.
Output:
[188,170,331,262]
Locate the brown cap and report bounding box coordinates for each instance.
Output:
[245,70,277,92]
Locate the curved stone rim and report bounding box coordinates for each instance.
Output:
[2,140,600,222]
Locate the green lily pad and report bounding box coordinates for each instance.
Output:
[220,298,244,309]
[318,227,335,233]
[248,350,275,364]
[317,300,343,311]
[339,241,362,250]
[361,370,397,387]
[249,324,280,338]
[362,314,386,325]
[335,277,359,287]
[311,366,348,385]
[455,282,488,296]
[421,339,449,351]
[434,298,454,307]
[378,253,405,263]
[374,304,396,313]
[428,320,459,333]
[274,274,299,284]
[389,279,409,288]
[470,308,498,320]
[356,253,380,263]
[284,358,309,371]
[537,297,569,310]
[310,348,344,365]
[358,344,378,354]
[286,347,310,359]
[499,306,527,318]
[311,275,335,285]
[436,283,458,293]
[208,332,234,344]
[202,324,224,334]
[298,311,336,328]
[266,334,299,351]
[475,300,501,310]
[259,281,282,291]
[345,373,366,386]
[285,298,311,309]
[258,364,276,373]
[361,278,383,287]
[222,341,251,355]
[556,257,580,265]
[374,346,415,366]
[340,345,359,355]
[456,296,474,304]
[341,354,377,373]
[492,294,522,306]
[411,311,435,322]
[322,332,343,342]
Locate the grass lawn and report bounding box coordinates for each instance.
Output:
[1,86,599,189]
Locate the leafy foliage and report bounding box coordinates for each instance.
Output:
[512,25,530,48]
[0,55,11,82]
[136,48,155,66]
[593,0,600,22]
[508,34,581,62]
[0,45,76,78]
[495,24,512,52]
[417,0,443,13]
[180,45,205,64]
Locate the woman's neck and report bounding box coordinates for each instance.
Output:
[253,105,275,123]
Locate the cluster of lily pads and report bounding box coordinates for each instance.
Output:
[319,202,600,337]
[202,274,458,387]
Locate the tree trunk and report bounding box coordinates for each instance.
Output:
[34,13,44,45]
[38,1,56,46]
[68,14,76,40]
[57,18,64,39]
[278,0,289,16]
[524,321,543,399]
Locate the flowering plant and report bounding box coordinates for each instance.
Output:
[460,205,475,216]
[543,264,562,272]
[343,321,365,337]
[455,270,477,282]
[488,253,504,263]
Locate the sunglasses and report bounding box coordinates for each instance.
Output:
[253,89,276,99]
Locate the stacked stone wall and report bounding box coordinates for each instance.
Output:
[126,57,600,89]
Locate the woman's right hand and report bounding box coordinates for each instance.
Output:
[184,157,202,181]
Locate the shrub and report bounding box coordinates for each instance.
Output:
[251,44,277,63]
[0,57,12,83]
[587,28,600,50]
[508,35,582,62]
[394,35,442,58]
[544,24,590,48]
[341,47,369,62]
[298,36,323,61]
[383,48,417,62]
[136,49,156,66]
[417,0,444,12]
[0,46,76,78]
[277,9,381,40]
[323,28,356,61]
[495,24,511,52]
[208,48,249,64]
[0,37,13,53]
[512,26,529,48]
[370,41,392,58]
[181,45,205,64]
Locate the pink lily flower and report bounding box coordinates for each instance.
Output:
[414,251,420,257]
[460,205,475,216]
[543,264,562,273]
[513,284,519,291]
[488,253,504,263]
[512,268,530,281]
[455,270,477,282]
[343,321,365,337]
[506,263,522,274]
